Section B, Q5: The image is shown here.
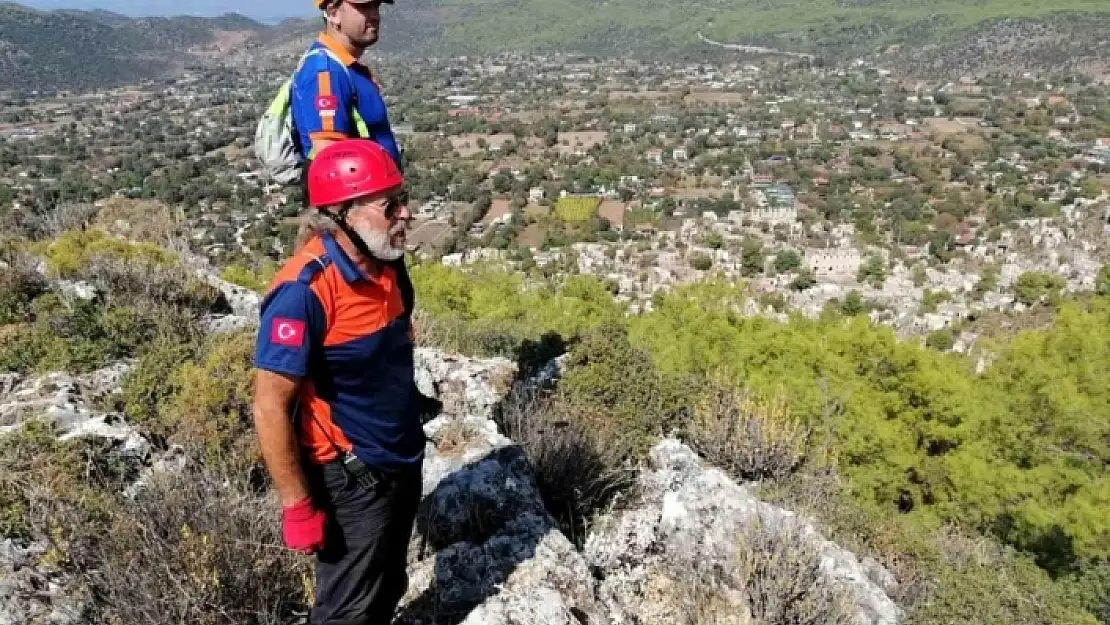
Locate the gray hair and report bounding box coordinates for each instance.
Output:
[295,208,340,251]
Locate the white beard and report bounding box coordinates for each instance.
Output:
[354,224,405,261]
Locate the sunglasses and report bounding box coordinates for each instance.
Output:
[382,192,408,219]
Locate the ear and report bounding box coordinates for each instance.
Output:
[324,4,341,27]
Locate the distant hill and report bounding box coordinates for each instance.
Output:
[2,0,1110,92]
[274,0,1110,76]
[0,2,265,92]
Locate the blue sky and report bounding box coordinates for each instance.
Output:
[23,0,315,22]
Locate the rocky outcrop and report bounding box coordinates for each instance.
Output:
[0,362,146,625]
[0,349,902,625]
[404,350,601,625]
[414,348,517,420]
[404,351,901,625]
[0,363,146,458]
[0,539,84,625]
[585,439,901,625]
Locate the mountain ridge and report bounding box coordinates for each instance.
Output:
[2,0,1110,91]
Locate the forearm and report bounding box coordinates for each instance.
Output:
[254,404,312,507]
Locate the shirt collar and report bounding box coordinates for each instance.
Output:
[316,32,358,67]
[321,231,380,284]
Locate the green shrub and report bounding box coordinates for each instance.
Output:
[0,292,200,375]
[220,260,279,294]
[556,322,692,455]
[760,470,1100,625]
[120,335,203,437]
[156,329,259,474]
[38,228,173,278]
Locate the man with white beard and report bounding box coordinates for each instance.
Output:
[251,139,422,625]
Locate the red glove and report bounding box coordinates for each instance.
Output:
[281,497,327,554]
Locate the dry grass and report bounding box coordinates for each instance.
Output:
[433,418,485,458]
[494,388,638,548]
[686,385,813,481]
[731,518,857,625]
[59,461,312,625]
[658,517,856,625]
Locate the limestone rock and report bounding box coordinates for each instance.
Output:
[202,313,255,334]
[0,539,85,625]
[414,348,517,420]
[400,410,601,625]
[0,364,149,458]
[585,439,901,625]
[55,280,98,302]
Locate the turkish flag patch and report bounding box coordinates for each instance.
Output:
[271,317,306,348]
[315,94,338,113]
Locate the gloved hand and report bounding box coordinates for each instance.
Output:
[281,496,327,554]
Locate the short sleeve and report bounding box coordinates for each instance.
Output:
[290,55,355,157]
[254,281,327,377]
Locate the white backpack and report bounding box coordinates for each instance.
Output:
[254,47,360,186]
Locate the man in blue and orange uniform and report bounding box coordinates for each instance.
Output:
[251,139,421,625]
[290,0,415,324]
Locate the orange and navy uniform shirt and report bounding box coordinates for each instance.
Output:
[289,32,402,166]
[253,232,423,470]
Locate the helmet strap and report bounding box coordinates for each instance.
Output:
[324,202,383,271]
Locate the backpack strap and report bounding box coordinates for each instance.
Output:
[293,47,366,139]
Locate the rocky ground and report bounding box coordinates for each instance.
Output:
[1,337,902,625]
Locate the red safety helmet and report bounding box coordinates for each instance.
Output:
[306,139,404,209]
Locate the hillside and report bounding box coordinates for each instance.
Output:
[357,0,1110,62]
[2,0,1109,91]
[0,3,265,91]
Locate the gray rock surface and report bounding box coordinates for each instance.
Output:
[0,363,148,458]
[400,350,602,625]
[414,348,516,420]
[0,539,85,625]
[585,439,901,625]
[182,251,263,318]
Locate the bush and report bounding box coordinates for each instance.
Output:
[686,385,812,481]
[494,388,638,547]
[60,462,311,625]
[40,228,174,278]
[0,293,201,375]
[760,469,1101,625]
[689,252,713,271]
[731,518,857,625]
[0,258,48,325]
[155,329,259,474]
[658,513,855,625]
[0,420,134,540]
[119,335,203,436]
[556,322,692,455]
[221,261,279,294]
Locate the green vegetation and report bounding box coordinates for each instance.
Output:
[1014,270,1067,306]
[410,264,1110,622]
[416,0,1110,58]
[0,230,218,375]
[554,195,602,223]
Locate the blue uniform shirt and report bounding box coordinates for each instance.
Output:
[289,33,402,167]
